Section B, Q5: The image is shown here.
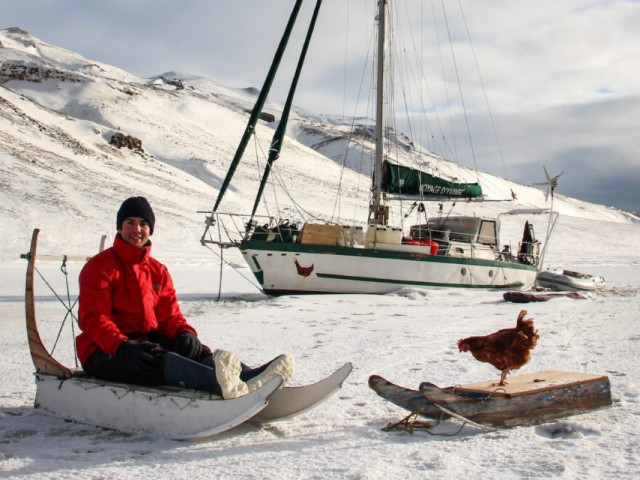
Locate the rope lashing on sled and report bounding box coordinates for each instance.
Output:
[78,379,209,407]
[59,256,78,361]
[168,396,203,411]
[383,399,497,435]
[428,401,497,432]
[383,409,466,436]
[451,384,506,409]
[33,255,79,366]
[450,385,507,410]
[383,410,437,434]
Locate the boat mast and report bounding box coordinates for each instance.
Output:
[371,0,389,226]
[206,0,305,217]
[249,0,324,226]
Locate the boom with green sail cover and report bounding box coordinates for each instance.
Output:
[382,161,483,199]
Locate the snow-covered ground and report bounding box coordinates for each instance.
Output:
[2,223,640,479]
[1,27,640,479]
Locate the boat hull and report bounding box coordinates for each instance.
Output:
[241,241,538,294]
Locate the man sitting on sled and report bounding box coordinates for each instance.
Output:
[76,196,294,398]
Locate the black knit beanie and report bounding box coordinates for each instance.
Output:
[116,196,155,235]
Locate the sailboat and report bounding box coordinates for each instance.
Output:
[201,0,547,295]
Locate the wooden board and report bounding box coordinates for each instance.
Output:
[455,370,609,398]
[428,370,612,427]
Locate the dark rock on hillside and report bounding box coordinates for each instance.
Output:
[110,132,144,153]
[0,60,85,84]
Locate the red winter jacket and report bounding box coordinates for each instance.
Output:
[76,234,196,364]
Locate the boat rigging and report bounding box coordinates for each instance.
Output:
[201,0,549,295]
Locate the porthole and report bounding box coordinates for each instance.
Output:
[461,267,467,276]
[488,269,494,277]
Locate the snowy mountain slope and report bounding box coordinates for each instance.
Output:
[0,27,637,263]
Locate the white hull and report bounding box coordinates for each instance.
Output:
[537,268,606,292]
[241,243,537,295]
[35,373,282,440]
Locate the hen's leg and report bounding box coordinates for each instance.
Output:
[498,369,509,386]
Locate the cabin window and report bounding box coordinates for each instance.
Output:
[478,220,497,246]
[443,219,478,242]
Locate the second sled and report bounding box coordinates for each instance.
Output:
[369,370,612,428]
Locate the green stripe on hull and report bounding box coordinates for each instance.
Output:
[316,272,524,289]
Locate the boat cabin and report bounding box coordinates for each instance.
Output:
[409,216,499,257]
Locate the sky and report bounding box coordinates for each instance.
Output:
[3,0,640,213]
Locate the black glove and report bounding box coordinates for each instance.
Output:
[175,331,203,359]
[116,340,163,378]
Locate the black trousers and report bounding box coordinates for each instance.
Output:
[83,340,271,395]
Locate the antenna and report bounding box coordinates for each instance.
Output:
[533,166,564,202]
[532,166,563,270]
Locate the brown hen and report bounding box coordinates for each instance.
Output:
[458,310,539,386]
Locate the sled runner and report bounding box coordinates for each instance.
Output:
[251,362,353,423]
[369,371,612,429]
[22,229,351,439]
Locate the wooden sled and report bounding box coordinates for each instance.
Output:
[369,370,612,428]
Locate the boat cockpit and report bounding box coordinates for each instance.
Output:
[407,216,498,257]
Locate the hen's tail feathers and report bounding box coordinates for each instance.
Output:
[516,309,539,348]
[516,310,528,325]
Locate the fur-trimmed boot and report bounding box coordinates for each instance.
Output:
[213,350,249,399]
[245,354,295,392]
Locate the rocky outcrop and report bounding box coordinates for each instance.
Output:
[160,76,184,90]
[0,60,84,84]
[243,109,275,123]
[109,132,144,153]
